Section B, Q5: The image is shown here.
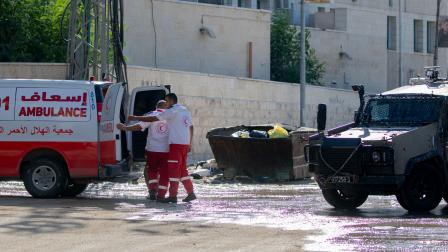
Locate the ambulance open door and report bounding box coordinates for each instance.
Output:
[127,86,168,162]
[99,83,125,165]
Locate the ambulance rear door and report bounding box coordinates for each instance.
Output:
[127,86,168,162]
[99,83,125,165]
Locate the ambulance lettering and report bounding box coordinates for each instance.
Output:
[7,126,28,136]
[16,88,91,122]
[0,96,10,111]
[18,107,87,118]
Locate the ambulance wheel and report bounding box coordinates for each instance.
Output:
[62,183,88,197]
[23,159,68,198]
[322,189,368,210]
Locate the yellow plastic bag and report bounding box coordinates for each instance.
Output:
[268,124,289,138]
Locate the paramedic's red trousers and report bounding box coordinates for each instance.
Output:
[166,144,194,198]
[145,151,168,194]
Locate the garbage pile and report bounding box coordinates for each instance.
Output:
[231,124,289,139]
[190,159,222,179]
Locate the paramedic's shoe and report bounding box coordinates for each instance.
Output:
[158,197,177,204]
[146,190,157,200]
[182,193,197,203]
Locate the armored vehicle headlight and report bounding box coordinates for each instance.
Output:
[372,151,381,163]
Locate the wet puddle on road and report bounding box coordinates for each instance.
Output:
[1,180,448,251]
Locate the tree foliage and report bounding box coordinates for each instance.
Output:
[271,11,325,85]
[0,0,69,62]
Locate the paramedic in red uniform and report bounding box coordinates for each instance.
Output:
[117,100,169,201]
[129,93,196,203]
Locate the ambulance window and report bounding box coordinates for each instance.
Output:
[94,85,104,102]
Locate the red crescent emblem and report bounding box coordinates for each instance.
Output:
[157,123,167,134]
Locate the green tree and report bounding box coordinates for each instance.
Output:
[270,11,325,85]
[0,0,69,62]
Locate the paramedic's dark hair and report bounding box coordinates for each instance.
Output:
[156,100,166,109]
[165,93,178,103]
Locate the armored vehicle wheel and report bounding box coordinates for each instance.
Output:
[443,194,448,204]
[62,183,89,197]
[395,193,409,210]
[397,164,442,212]
[322,189,368,210]
[23,159,68,198]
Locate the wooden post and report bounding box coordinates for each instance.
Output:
[248,42,253,78]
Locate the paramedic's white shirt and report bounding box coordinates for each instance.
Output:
[157,104,192,145]
[138,110,169,153]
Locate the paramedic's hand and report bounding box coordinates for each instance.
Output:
[188,145,192,153]
[128,115,137,121]
[117,123,126,131]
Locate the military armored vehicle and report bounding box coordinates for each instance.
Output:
[306,67,448,212]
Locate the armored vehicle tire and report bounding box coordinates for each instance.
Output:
[322,189,368,210]
[62,183,89,197]
[443,194,448,204]
[23,159,68,198]
[397,164,442,212]
[395,193,409,210]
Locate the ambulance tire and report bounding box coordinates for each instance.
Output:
[23,159,68,198]
[62,183,89,197]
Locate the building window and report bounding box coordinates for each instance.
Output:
[389,0,393,7]
[199,0,224,4]
[414,19,424,53]
[238,0,248,7]
[427,21,436,53]
[274,0,281,8]
[387,16,397,50]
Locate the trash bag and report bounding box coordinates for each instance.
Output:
[268,124,289,138]
[232,130,250,138]
[249,130,268,138]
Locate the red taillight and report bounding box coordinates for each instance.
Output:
[97,102,103,122]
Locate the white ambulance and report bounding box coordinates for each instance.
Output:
[0,79,167,198]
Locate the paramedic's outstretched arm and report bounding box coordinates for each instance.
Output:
[189,126,194,152]
[117,123,143,131]
[128,115,159,122]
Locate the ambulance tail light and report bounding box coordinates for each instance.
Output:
[97,102,103,122]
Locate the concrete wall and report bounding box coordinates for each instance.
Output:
[0,63,358,161]
[124,0,271,80]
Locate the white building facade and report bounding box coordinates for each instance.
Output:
[184,0,448,93]
[308,0,448,93]
[124,0,271,80]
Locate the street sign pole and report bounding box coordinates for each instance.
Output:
[299,0,306,127]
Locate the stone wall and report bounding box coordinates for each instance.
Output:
[0,63,358,161]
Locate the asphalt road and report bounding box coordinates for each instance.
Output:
[1,180,448,251]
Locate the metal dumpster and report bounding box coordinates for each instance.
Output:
[206,125,316,181]
[290,128,317,179]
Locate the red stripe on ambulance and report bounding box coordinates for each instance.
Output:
[0,141,99,178]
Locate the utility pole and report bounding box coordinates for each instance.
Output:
[434,0,442,66]
[66,0,126,82]
[299,0,306,127]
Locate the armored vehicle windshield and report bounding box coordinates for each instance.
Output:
[361,96,442,127]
